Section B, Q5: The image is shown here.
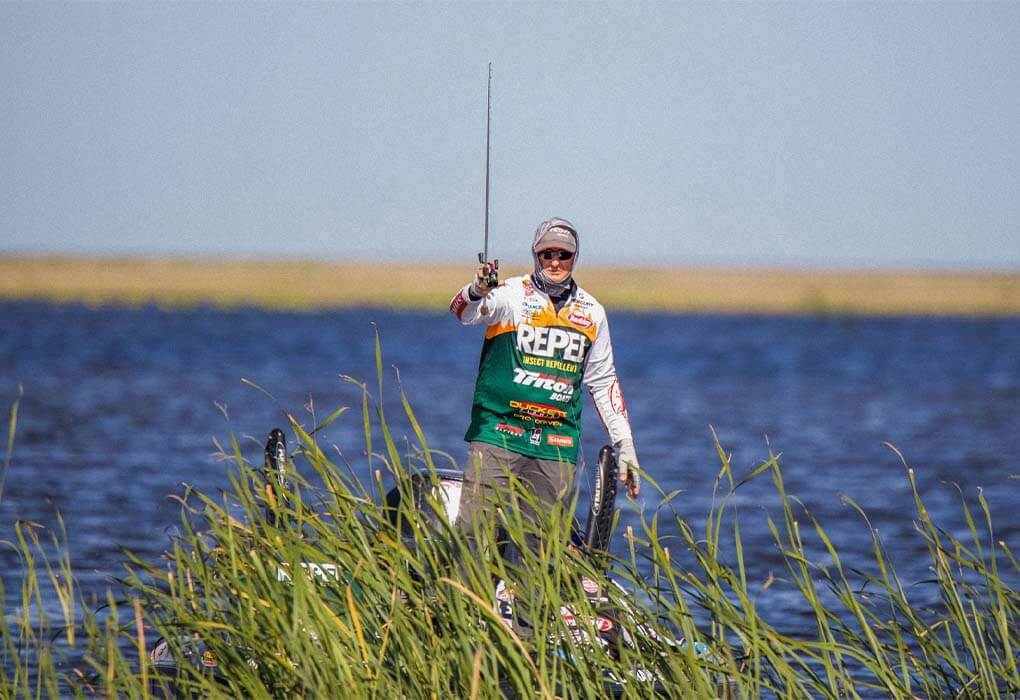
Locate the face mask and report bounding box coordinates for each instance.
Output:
[531,219,578,296]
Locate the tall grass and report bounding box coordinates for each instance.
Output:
[2,356,1019,697]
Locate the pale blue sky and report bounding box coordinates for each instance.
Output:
[1,1,1017,270]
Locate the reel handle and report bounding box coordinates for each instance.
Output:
[477,252,499,288]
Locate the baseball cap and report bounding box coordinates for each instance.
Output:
[532,217,578,253]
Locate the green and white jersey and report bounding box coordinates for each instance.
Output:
[450,275,633,463]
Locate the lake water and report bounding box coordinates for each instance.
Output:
[2,302,1018,643]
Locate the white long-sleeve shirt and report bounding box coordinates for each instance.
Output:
[450,275,633,461]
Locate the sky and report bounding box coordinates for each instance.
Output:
[1,1,1018,270]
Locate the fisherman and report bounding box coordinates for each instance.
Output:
[449,217,642,554]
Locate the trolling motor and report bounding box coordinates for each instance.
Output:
[263,428,289,526]
[583,445,620,554]
[264,428,288,486]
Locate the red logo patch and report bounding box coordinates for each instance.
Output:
[546,434,574,447]
[567,310,592,329]
[595,617,614,632]
[560,607,577,626]
[450,293,468,319]
[496,423,525,437]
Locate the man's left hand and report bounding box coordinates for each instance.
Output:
[615,439,641,498]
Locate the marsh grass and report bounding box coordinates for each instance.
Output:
[3,256,1019,315]
[3,345,1019,697]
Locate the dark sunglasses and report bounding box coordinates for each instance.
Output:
[539,249,574,261]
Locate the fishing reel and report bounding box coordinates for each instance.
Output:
[477,252,499,288]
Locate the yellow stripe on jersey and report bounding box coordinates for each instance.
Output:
[485,320,517,340]
[485,305,598,343]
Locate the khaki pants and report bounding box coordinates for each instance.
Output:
[456,441,572,558]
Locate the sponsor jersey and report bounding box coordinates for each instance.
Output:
[450,275,632,462]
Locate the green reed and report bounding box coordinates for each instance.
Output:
[2,345,1018,698]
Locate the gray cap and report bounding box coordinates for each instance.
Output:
[532,217,578,254]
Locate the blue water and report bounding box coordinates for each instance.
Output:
[2,302,1018,641]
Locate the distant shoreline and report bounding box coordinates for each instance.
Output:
[2,255,1018,316]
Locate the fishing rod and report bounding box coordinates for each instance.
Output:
[477,62,499,288]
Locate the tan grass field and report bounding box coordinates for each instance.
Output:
[1,256,1018,316]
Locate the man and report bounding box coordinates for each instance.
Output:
[449,217,641,552]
